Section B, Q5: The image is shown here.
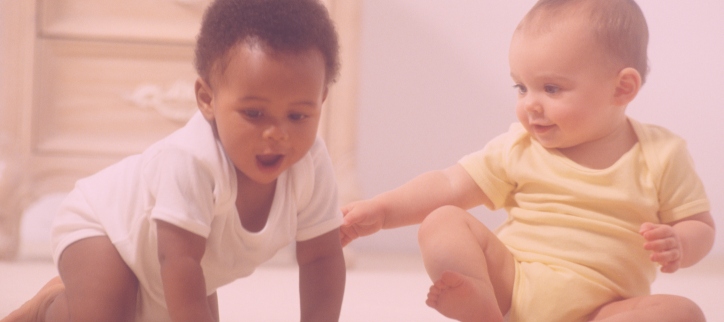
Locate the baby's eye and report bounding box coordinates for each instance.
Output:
[289,113,308,121]
[242,109,263,119]
[544,85,560,94]
[513,84,527,95]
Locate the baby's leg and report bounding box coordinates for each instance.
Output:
[2,236,139,322]
[590,294,705,322]
[418,206,515,322]
[1,277,65,322]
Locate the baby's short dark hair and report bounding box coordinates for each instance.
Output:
[195,0,340,85]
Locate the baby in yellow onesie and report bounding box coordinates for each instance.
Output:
[340,0,715,321]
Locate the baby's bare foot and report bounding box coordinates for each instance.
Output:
[1,276,65,322]
[426,271,504,322]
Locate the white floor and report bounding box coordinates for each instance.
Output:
[1,243,723,321]
[1,246,453,321]
[3,194,723,321]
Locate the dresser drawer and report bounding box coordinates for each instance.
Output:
[33,39,199,157]
[39,0,212,44]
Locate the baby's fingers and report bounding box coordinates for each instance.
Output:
[340,227,358,247]
[640,223,674,241]
[340,217,364,244]
[341,201,382,227]
[648,247,681,264]
[639,222,658,234]
[658,260,681,274]
[654,254,681,274]
[340,203,354,217]
[341,204,363,226]
[643,236,679,252]
[644,237,682,274]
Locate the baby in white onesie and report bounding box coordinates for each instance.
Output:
[2,0,346,321]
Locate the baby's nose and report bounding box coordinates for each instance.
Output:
[263,124,289,141]
[522,96,543,114]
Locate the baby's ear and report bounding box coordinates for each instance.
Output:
[195,77,215,121]
[321,85,329,103]
[613,67,642,106]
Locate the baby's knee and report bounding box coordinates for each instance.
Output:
[418,205,489,250]
[631,294,705,322]
[418,206,467,242]
[660,295,705,322]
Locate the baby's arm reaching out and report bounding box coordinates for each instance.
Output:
[640,211,715,273]
[340,164,491,246]
[156,220,218,322]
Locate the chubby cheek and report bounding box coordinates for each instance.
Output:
[292,134,317,161]
[216,129,255,167]
[218,128,249,152]
[296,121,320,147]
[515,105,525,123]
[515,104,532,130]
[546,106,582,133]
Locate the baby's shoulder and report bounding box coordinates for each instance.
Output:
[631,120,689,159]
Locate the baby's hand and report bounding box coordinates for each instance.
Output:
[339,200,385,247]
[640,222,683,273]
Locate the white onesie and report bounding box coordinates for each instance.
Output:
[51,112,343,321]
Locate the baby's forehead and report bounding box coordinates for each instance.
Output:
[208,41,326,85]
[208,40,279,74]
[517,5,595,37]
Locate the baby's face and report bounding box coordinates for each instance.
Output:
[508,18,626,150]
[200,43,327,186]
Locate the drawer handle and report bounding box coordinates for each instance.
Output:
[124,81,197,123]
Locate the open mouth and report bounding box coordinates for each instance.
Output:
[256,154,284,168]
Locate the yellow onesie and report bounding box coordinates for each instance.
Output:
[459,119,710,322]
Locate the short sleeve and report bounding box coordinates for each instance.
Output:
[293,138,343,242]
[655,137,710,223]
[459,125,521,210]
[144,148,216,238]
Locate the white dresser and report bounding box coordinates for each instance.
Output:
[0,0,361,259]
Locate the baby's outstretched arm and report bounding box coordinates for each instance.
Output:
[640,211,715,273]
[156,220,218,322]
[340,164,491,246]
[339,199,386,247]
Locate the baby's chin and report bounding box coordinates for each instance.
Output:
[528,134,566,150]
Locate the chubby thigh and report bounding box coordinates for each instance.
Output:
[55,236,140,322]
[51,190,215,322]
[50,188,140,321]
[57,236,211,322]
[509,261,618,322]
[57,236,219,322]
[52,189,183,321]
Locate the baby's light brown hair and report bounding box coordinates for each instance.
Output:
[516,0,649,84]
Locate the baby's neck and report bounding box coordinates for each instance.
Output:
[558,120,638,170]
[235,175,277,233]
